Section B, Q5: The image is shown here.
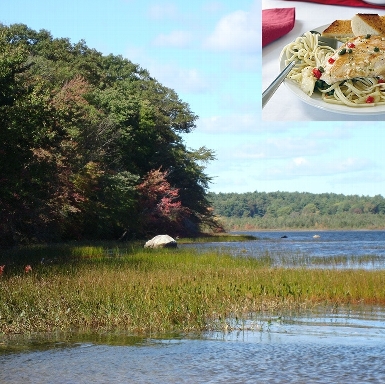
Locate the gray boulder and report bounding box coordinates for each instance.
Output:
[144,235,178,248]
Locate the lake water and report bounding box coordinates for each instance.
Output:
[2,230,385,383]
[182,230,385,269]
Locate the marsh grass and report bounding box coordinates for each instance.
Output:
[1,243,385,335]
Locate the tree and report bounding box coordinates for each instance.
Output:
[136,168,190,236]
[0,23,218,245]
[0,26,58,244]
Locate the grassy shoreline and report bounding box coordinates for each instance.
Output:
[1,241,385,335]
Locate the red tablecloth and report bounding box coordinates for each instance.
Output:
[262,7,296,47]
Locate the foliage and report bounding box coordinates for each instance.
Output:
[208,191,385,230]
[136,168,191,236]
[0,23,217,245]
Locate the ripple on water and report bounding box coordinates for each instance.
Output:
[1,306,385,383]
[182,230,385,269]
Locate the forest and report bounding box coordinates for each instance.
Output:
[0,23,220,246]
[208,191,385,230]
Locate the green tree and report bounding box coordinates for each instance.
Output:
[0,23,217,245]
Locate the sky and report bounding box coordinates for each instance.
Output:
[2,1,385,197]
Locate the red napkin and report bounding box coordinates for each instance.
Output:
[282,0,385,10]
[262,8,296,47]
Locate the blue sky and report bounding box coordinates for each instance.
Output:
[2,1,384,197]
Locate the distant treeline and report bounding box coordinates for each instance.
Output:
[208,191,385,230]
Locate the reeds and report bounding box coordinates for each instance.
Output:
[1,243,385,335]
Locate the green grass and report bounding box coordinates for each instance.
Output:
[1,243,385,335]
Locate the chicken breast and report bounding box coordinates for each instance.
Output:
[320,35,385,85]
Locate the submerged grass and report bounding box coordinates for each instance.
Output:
[1,243,385,335]
[257,250,385,269]
[179,234,258,243]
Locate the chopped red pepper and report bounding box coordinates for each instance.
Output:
[347,42,355,48]
[366,96,375,103]
[312,68,322,79]
[328,57,335,64]
[378,79,385,84]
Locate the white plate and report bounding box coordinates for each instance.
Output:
[280,25,385,115]
[362,1,385,5]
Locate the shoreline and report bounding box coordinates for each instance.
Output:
[229,228,385,233]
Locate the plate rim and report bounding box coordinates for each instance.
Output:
[362,1,385,5]
[280,24,385,115]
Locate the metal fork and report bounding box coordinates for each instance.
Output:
[314,33,344,50]
[262,35,343,108]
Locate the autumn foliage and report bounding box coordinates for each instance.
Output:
[0,23,217,245]
[137,169,190,236]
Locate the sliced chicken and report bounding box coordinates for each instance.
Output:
[320,35,385,85]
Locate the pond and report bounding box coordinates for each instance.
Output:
[1,230,385,383]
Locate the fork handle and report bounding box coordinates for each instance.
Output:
[262,61,296,108]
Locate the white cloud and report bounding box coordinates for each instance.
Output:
[262,137,326,157]
[311,127,352,140]
[148,3,178,20]
[149,64,210,93]
[198,113,267,133]
[225,136,334,160]
[152,30,193,48]
[233,148,265,160]
[334,157,373,173]
[202,1,224,13]
[231,54,260,71]
[203,8,259,53]
[259,156,375,180]
[293,157,309,166]
[218,92,260,113]
[124,46,209,93]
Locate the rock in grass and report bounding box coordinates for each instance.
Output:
[144,235,178,249]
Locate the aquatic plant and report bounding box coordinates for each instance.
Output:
[0,244,384,335]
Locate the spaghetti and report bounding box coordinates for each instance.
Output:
[281,32,385,107]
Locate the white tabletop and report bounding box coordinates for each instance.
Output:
[262,0,385,121]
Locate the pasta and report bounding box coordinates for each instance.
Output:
[281,32,385,107]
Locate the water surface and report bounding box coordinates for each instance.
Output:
[182,230,385,269]
[1,306,385,383]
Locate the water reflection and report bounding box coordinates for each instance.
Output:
[1,306,385,383]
